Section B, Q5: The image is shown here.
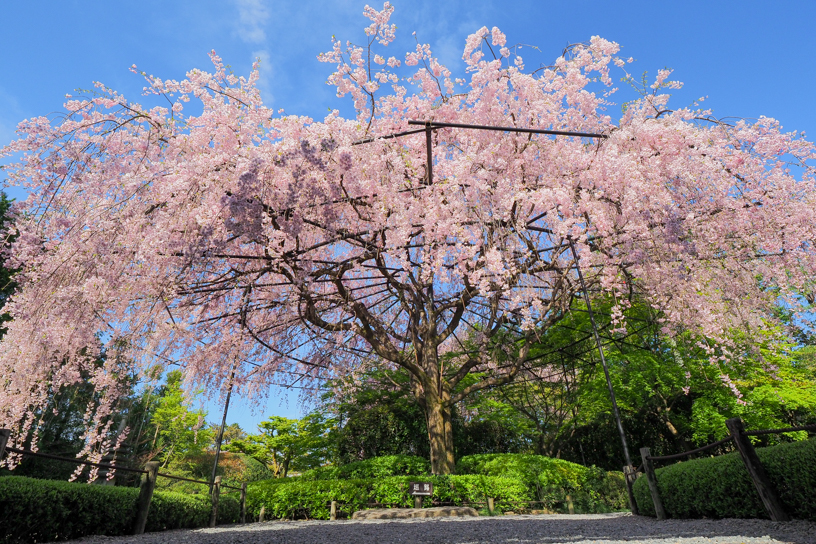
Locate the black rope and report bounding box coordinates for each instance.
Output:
[745,423,816,436]
[646,435,734,462]
[4,446,147,474]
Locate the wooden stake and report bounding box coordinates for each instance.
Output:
[209,475,221,528]
[133,462,159,535]
[487,497,495,516]
[330,500,337,520]
[640,448,666,520]
[725,418,789,521]
[240,483,247,524]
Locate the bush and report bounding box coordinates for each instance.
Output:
[633,437,816,520]
[253,453,627,517]
[458,454,628,512]
[0,475,240,543]
[246,474,531,520]
[0,476,137,543]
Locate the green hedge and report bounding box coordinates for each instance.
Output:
[254,453,627,518]
[458,454,628,513]
[0,476,240,543]
[634,437,816,520]
[247,475,529,519]
[300,455,431,481]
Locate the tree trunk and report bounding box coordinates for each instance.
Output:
[425,393,455,474]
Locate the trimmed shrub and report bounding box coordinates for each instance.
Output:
[0,475,240,543]
[0,476,137,543]
[246,474,530,520]
[633,437,816,520]
[458,454,628,512]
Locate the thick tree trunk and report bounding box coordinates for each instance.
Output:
[411,345,456,474]
[425,392,456,474]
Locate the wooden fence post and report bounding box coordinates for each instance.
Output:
[725,418,789,522]
[414,495,422,509]
[640,448,666,520]
[258,505,265,522]
[209,475,221,528]
[330,500,337,520]
[487,497,495,516]
[240,483,247,524]
[133,461,159,535]
[0,429,9,461]
[623,465,640,515]
[566,494,574,514]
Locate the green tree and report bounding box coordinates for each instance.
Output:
[226,413,334,477]
[142,370,213,467]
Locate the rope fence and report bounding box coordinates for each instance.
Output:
[0,430,248,535]
[626,417,815,523]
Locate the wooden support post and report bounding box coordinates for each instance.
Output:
[330,500,337,521]
[725,418,789,521]
[240,483,247,524]
[0,429,9,461]
[566,494,574,514]
[209,475,221,528]
[487,497,495,516]
[133,462,159,535]
[623,465,640,515]
[258,505,265,522]
[414,496,422,509]
[640,448,666,520]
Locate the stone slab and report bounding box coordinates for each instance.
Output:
[351,506,479,520]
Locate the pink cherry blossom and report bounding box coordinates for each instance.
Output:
[1,4,815,473]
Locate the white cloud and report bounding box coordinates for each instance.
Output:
[234,0,270,44]
[252,49,274,106]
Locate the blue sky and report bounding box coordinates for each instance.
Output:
[2,0,815,431]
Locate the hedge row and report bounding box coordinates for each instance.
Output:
[633,437,816,520]
[457,453,627,512]
[247,475,529,519]
[248,472,627,520]
[0,476,240,543]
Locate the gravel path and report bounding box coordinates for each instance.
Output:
[73,513,816,544]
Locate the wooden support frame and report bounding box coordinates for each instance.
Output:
[725,418,789,521]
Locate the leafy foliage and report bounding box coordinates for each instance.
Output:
[633,438,816,520]
[145,370,212,468]
[301,455,430,480]
[156,451,272,493]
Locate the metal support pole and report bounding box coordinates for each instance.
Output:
[623,465,640,515]
[425,123,433,185]
[568,239,633,467]
[210,367,236,494]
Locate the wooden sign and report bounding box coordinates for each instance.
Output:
[409,481,433,496]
